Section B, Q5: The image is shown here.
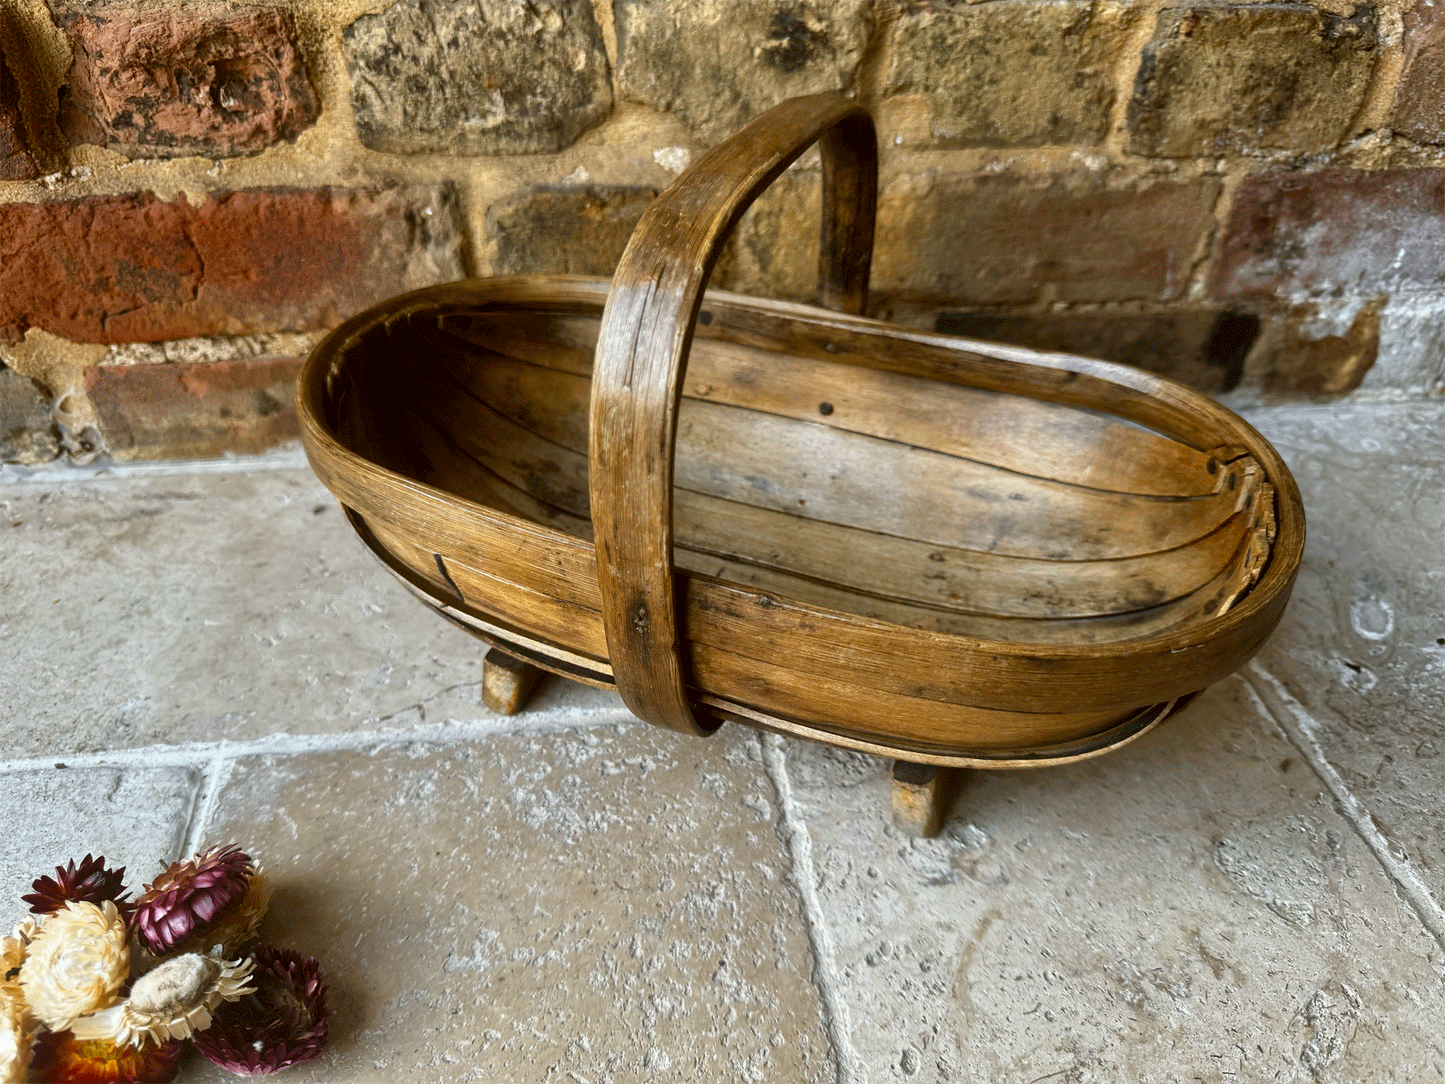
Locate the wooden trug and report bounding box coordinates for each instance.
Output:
[297,94,1305,788]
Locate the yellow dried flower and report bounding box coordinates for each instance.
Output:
[16,901,129,1031]
[0,985,31,1084]
[1,919,39,1036]
[71,953,255,1050]
[1,917,38,984]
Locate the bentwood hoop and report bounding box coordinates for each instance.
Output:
[590,95,876,736]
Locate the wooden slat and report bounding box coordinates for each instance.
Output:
[704,696,1178,768]
[432,312,1222,498]
[315,399,1287,715]
[681,531,1252,647]
[687,641,1135,751]
[365,517,611,661]
[309,413,1293,716]
[412,348,1247,562]
[681,565,1292,715]
[340,392,1257,645]
[401,357,1254,618]
[671,497,1251,620]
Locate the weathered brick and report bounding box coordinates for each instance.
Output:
[488,185,658,276]
[1390,0,1445,145]
[344,0,611,156]
[0,185,463,345]
[884,0,1135,149]
[54,5,318,158]
[713,171,818,303]
[85,355,302,460]
[1263,299,1382,396]
[0,365,58,464]
[873,172,1220,307]
[1126,4,1377,158]
[1359,292,1445,397]
[1211,168,1445,299]
[615,0,869,141]
[0,46,37,180]
[936,306,1259,392]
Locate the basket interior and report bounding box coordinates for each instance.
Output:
[326,297,1273,648]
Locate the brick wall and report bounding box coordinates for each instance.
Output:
[0,0,1441,464]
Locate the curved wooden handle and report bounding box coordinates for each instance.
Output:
[589,94,878,736]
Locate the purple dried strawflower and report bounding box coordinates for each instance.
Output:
[22,855,131,917]
[130,845,268,957]
[192,945,331,1076]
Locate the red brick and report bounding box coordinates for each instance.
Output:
[874,172,1221,306]
[0,185,463,345]
[0,47,37,180]
[1390,0,1445,145]
[1211,169,1445,299]
[55,6,318,158]
[85,356,302,460]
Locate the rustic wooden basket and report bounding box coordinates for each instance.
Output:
[298,95,1304,769]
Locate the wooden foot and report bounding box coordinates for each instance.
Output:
[891,761,968,838]
[482,649,544,715]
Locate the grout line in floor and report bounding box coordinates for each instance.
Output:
[0,706,641,777]
[0,448,310,487]
[1244,663,1445,954]
[180,753,235,858]
[761,733,864,1084]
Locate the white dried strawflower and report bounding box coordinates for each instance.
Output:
[16,901,128,1031]
[0,985,31,1084]
[71,953,255,1049]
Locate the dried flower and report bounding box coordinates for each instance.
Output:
[0,985,31,1084]
[193,945,330,1075]
[23,856,132,918]
[1,917,35,978]
[131,846,270,957]
[1,918,32,997]
[1,919,38,1038]
[17,902,129,1031]
[70,953,254,1049]
[27,1031,181,1084]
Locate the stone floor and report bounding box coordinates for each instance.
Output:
[2,398,1444,1083]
